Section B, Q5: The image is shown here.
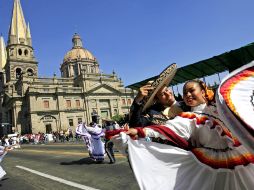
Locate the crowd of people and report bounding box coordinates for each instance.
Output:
[0,121,122,150]
[0,130,78,146]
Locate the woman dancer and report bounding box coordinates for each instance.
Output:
[76,123,105,162]
[112,65,254,190]
[0,146,12,180]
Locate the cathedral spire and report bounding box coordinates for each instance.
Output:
[0,36,7,72]
[26,22,32,46]
[5,0,37,82]
[26,22,31,39]
[8,0,30,45]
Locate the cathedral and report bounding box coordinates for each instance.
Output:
[0,0,135,135]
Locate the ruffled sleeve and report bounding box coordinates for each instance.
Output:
[145,116,195,140]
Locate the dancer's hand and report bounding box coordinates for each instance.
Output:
[4,146,13,151]
[135,84,154,103]
[123,123,129,130]
[125,128,138,138]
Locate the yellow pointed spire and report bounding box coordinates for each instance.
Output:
[0,36,7,71]
[8,0,28,45]
[26,22,32,46]
[26,22,31,39]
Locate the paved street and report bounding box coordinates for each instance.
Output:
[0,143,139,190]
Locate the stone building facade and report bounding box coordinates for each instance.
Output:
[0,0,135,135]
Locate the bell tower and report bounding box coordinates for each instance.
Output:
[5,0,38,82]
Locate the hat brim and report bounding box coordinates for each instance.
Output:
[142,63,177,112]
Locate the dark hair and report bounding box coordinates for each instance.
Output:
[183,80,215,105]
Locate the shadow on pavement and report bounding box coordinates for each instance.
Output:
[1,177,9,181]
[0,177,9,187]
[60,157,106,165]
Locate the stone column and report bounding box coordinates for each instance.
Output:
[109,99,114,118]
[12,107,17,133]
[117,97,122,115]
[68,65,71,77]
[15,104,22,133]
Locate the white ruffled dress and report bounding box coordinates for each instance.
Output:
[76,124,105,161]
[0,146,7,180]
[113,103,254,190]
[112,61,254,190]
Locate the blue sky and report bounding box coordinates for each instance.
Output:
[1,0,254,86]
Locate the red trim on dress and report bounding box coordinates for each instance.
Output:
[179,112,241,146]
[105,129,127,140]
[220,67,254,135]
[136,127,146,138]
[191,148,254,169]
[146,125,190,150]
[145,124,254,169]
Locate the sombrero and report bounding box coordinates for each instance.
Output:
[142,63,177,112]
[216,60,254,154]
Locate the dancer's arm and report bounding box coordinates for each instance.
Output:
[0,146,12,155]
[126,116,195,141]
[129,84,155,127]
[86,126,104,136]
[126,128,165,139]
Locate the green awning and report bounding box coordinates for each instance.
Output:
[126,42,254,90]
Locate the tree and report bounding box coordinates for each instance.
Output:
[111,114,125,125]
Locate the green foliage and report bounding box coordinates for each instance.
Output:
[111,114,125,124]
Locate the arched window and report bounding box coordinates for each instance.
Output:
[74,64,79,77]
[24,49,29,56]
[114,109,118,115]
[122,99,126,105]
[27,68,34,76]
[18,49,22,56]
[65,68,69,77]
[16,68,22,79]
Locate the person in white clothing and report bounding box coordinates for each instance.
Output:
[112,62,254,190]
[0,146,12,180]
[76,123,105,163]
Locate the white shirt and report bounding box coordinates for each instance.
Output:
[162,100,183,118]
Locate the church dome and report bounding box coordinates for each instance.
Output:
[63,48,96,62]
[63,33,96,63]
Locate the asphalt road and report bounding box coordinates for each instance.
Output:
[0,143,139,190]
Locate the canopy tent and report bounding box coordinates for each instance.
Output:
[126,42,254,90]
